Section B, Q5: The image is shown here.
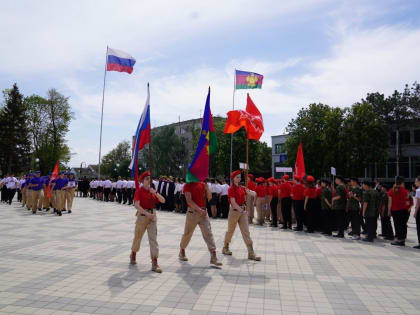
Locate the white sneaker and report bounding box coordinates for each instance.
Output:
[351,235,360,240]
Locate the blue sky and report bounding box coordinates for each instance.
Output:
[1,0,420,168]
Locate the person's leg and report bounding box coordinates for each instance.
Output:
[270,197,278,227]
[223,208,239,254]
[180,210,199,250]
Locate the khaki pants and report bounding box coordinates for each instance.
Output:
[37,190,44,209]
[26,189,32,208]
[256,197,266,225]
[22,188,27,206]
[131,212,159,258]
[50,190,56,209]
[180,208,216,252]
[65,188,75,210]
[246,194,255,219]
[31,190,41,211]
[56,190,66,210]
[224,206,252,246]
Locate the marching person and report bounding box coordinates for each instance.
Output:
[222,170,260,260]
[28,171,43,214]
[320,179,333,235]
[130,171,165,272]
[42,174,51,211]
[6,173,18,205]
[63,173,77,214]
[267,177,279,228]
[54,172,68,216]
[379,184,394,240]
[178,178,222,266]
[219,179,229,219]
[103,177,112,202]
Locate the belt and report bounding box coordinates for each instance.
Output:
[140,209,154,216]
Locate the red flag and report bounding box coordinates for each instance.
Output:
[224,93,264,140]
[294,142,306,178]
[46,161,59,198]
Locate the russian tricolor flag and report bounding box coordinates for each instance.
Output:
[106,47,136,74]
[129,84,151,189]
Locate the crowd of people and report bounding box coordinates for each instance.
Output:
[1,171,77,216]
[84,173,420,249]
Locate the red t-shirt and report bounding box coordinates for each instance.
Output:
[279,182,292,198]
[304,187,317,199]
[316,187,322,198]
[228,185,246,205]
[134,187,159,209]
[269,185,278,197]
[247,180,256,191]
[256,185,266,197]
[388,187,409,211]
[292,183,305,201]
[184,182,206,208]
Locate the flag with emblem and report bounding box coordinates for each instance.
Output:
[235,70,263,89]
[186,87,218,183]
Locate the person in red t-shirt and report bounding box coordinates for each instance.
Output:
[222,170,261,261]
[130,171,165,272]
[388,176,410,246]
[279,175,292,229]
[267,178,279,227]
[291,175,305,231]
[255,177,267,225]
[304,176,317,233]
[179,180,222,266]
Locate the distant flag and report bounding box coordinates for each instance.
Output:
[129,84,151,189]
[46,161,59,198]
[186,88,218,183]
[294,142,306,178]
[235,70,263,89]
[106,47,136,74]
[224,93,264,140]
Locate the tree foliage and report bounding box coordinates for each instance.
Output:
[25,89,74,173]
[0,84,32,174]
[100,140,132,178]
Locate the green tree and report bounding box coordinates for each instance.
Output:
[100,140,132,178]
[25,89,74,173]
[0,84,32,174]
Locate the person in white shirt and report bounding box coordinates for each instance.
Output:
[5,174,18,205]
[220,179,230,218]
[116,177,123,203]
[122,179,128,204]
[110,181,117,202]
[209,179,221,218]
[127,180,135,205]
[1,176,8,203]
[17,176,26,203]
[103,178,112,202]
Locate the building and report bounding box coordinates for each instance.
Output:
[271,134,289,178]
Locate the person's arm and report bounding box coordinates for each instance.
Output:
[204,184,212,202]
[150,187,165,203]
[185,191,206,216]
[362,202,368,217]
[230,197,244,212]
[324,197,331,209]
[304,196,308,211]
[134,200,154,218]
[415,197,420,218]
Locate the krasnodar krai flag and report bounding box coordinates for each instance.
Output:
[129,84,151,189]
[106,47,136,74]
[235,70,263,89]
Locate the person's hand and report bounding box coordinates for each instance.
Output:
[388,210,392,217]
[148,213,156,221]
[150,188,157,194]
[200,208,207,217]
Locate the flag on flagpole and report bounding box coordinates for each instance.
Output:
[129,84,151,189]
[46,161,59,198]
[224,93,264,140]
[186,87,218,183]
[106,47,136,74]
[294,142,306,178]
[235,70,263,89]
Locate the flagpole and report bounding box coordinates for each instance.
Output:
[230,69,236,177]
[98,46,108,179]
[147,83,153,180]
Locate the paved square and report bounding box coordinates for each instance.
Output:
[0,197,419,315]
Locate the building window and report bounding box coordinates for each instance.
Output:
[275,143,284,154]
[414,129,420,144]
[400,130,410,145]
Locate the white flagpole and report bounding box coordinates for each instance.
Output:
[98,46,108,179]
[230,68,236,176]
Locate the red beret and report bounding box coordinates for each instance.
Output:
[248,174,254,179]
[283,175,290,180]
[294,175,301,181]
[230,170,241,178]
[139,171,151,181]
[256,177,265,183]
[306,175,315,183]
